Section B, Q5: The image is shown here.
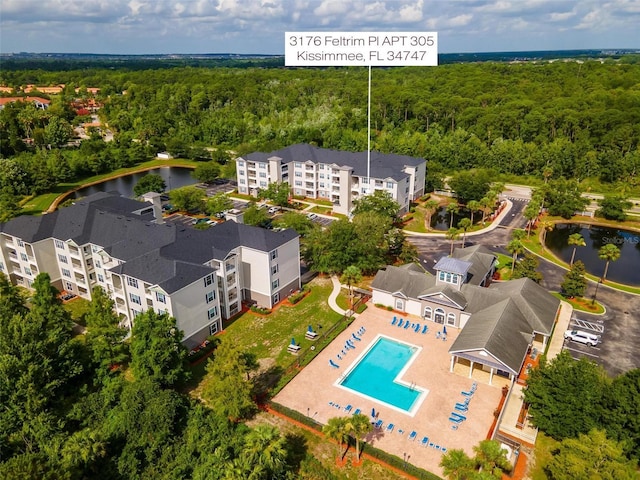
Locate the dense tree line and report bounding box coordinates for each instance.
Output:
[2,58,640,198]
[0,273,308,479]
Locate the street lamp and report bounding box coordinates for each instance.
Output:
[592,278,603,306]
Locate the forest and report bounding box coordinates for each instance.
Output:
[1,55,640,206]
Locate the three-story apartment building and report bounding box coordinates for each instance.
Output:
[0,192,301,348]
[236,143,426,215]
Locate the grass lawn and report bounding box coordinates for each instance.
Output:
[309,205,332,215]
[550,293,605,314]
[189,276,343,393]
[529,432,559,480]
[335,289,368,314]
[62,297,91,325]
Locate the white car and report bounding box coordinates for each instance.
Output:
[564,330,601,347]
[268,207,280,214]
[307,213,318,220]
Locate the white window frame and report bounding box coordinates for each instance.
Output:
[127,277,139,288]
[424,306,432,319]
[395,298,404,311]
[447,312,456,325]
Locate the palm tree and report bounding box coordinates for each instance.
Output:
[241,425,288,477]
[447,201,460,229]
[344,413,373,463]
[440,448,475,480]
[323,417,349,461]
[340,265,362,311]
[568,233,586,266]
[507,239,525,274]
[479,196,494,225]
[467,200,481,226]
[598,243,621,282]
[473,440,512,478]
[446,227,460,256]
[511,228,526,241]
[523,200,540,237]
[539,218,554,243]
[423,199,439,230]
[457,218,472,249]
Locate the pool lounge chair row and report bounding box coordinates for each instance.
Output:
[333,327,368,365]
[391,316,429,334]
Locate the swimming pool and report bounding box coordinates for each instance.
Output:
[337,335,427,415]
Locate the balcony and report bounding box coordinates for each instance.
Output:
[226,273,236,285]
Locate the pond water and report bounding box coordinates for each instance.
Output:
[545,223,640,286]
[431,206,478,231]
[72,166,198,199]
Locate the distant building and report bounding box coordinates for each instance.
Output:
[0,96,50,110]
[371,245,561,384]
[0,192,301,348]
[236,143,426,215]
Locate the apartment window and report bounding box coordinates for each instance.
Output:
[58,254,68,264]
[55,239,65,249]
[17,240,24,247]
[62,268,71,278]
[447,313,456,325]
[238,169,245,176]
[272,279,279,290]
[446,272,452,283]
[240,179,246,185]
[131,309,141,318]
[127,277,138,288]
[95,260,101,268]
[319,164,325,170]
[203,274,214,287]
[97,274,104,283]
[295,171,302,177]
[0,262,4,272]
[438,271,445,281]
[452,274,459,284]
[319,173,325,179]
[24,267,32,276]
[272,293,280,305]
[20,253,28,262]
[205,291,216,303]
[259,172,266,178]
[271,264,279,275]
[435,308,445,323]
[424,306,432,320]
[259,163,266,169]
[129,293,142,305]
[319,182,325,188]
[395,298,404,310]
[260,181,267,187]
[209,323,219,335]
[295,181,302,187]
[156,292,166,304]
[207,306,218,320]
[295,162,302,168]
[65,281,73,291]
[386,182,393,188]
[238,160,244,167]
[270,249,278,260]
[362,178,369,184]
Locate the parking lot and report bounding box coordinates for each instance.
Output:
[562,315,605,361]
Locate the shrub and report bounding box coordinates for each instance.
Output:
[250,305,271,315]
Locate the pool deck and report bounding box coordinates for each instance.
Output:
[273,306,504,476]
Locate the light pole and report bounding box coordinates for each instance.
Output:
[592,278,602,306]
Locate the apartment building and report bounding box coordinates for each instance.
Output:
[0,192,300,348]
[236,143,426,215]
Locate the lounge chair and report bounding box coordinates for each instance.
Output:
[360,326,366,334]
[454,404,468,413]
[414,323,421,332]
[404,321,411,329]
[450,412,466,421]
[353,408,361,415]
[374,419,383,429]
[461,390,474,397]
[397,429,404,435]
[408,430,417,441]
[397,319,404,327]
[329,360,339,369]
[449,416,464,424]
[344,404,352,413]
[421,324,428,334]
[441,447,448,453]
[386,423,394,433]
[391,316,397,325]
[352,333,361,341]
[421,436,429,446]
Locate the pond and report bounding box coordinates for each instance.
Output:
[72,166,198,199]
[431,206,478,231]
[545,223,640,286]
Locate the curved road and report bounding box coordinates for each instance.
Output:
[407,197,640,376]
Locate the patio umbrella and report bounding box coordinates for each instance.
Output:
[291,337,296,345]
[308,325,313,332]
[443,326,447,335]
[371,408,376,418]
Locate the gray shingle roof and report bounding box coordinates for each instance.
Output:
[1,192,298,294]
[452,245,497,286]
[371,263,436,298]
[243,143,424,182]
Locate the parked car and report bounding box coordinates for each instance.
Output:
[307,213,318,220]
[160,194,170,201]
[268,206,280,214]
[564,329,601,346]
[192,217,211,225]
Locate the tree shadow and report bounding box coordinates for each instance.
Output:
[284,432,308,471]
[252,365,285,399]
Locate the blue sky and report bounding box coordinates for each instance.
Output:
[1,0,639,55]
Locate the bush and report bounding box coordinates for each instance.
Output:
[288,285,310,305]
[386,306,393,311]
[250,305,271,315]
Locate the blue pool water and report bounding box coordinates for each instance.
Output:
[339,337,422,412]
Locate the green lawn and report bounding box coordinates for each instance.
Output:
[62,297,91,325]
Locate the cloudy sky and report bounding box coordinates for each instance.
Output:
[1,0,639,55]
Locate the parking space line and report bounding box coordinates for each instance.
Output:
[563,344,600,358]
[571,319,604,333]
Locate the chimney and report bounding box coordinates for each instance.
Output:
[225,209,244,224]
[140,192,165,224]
